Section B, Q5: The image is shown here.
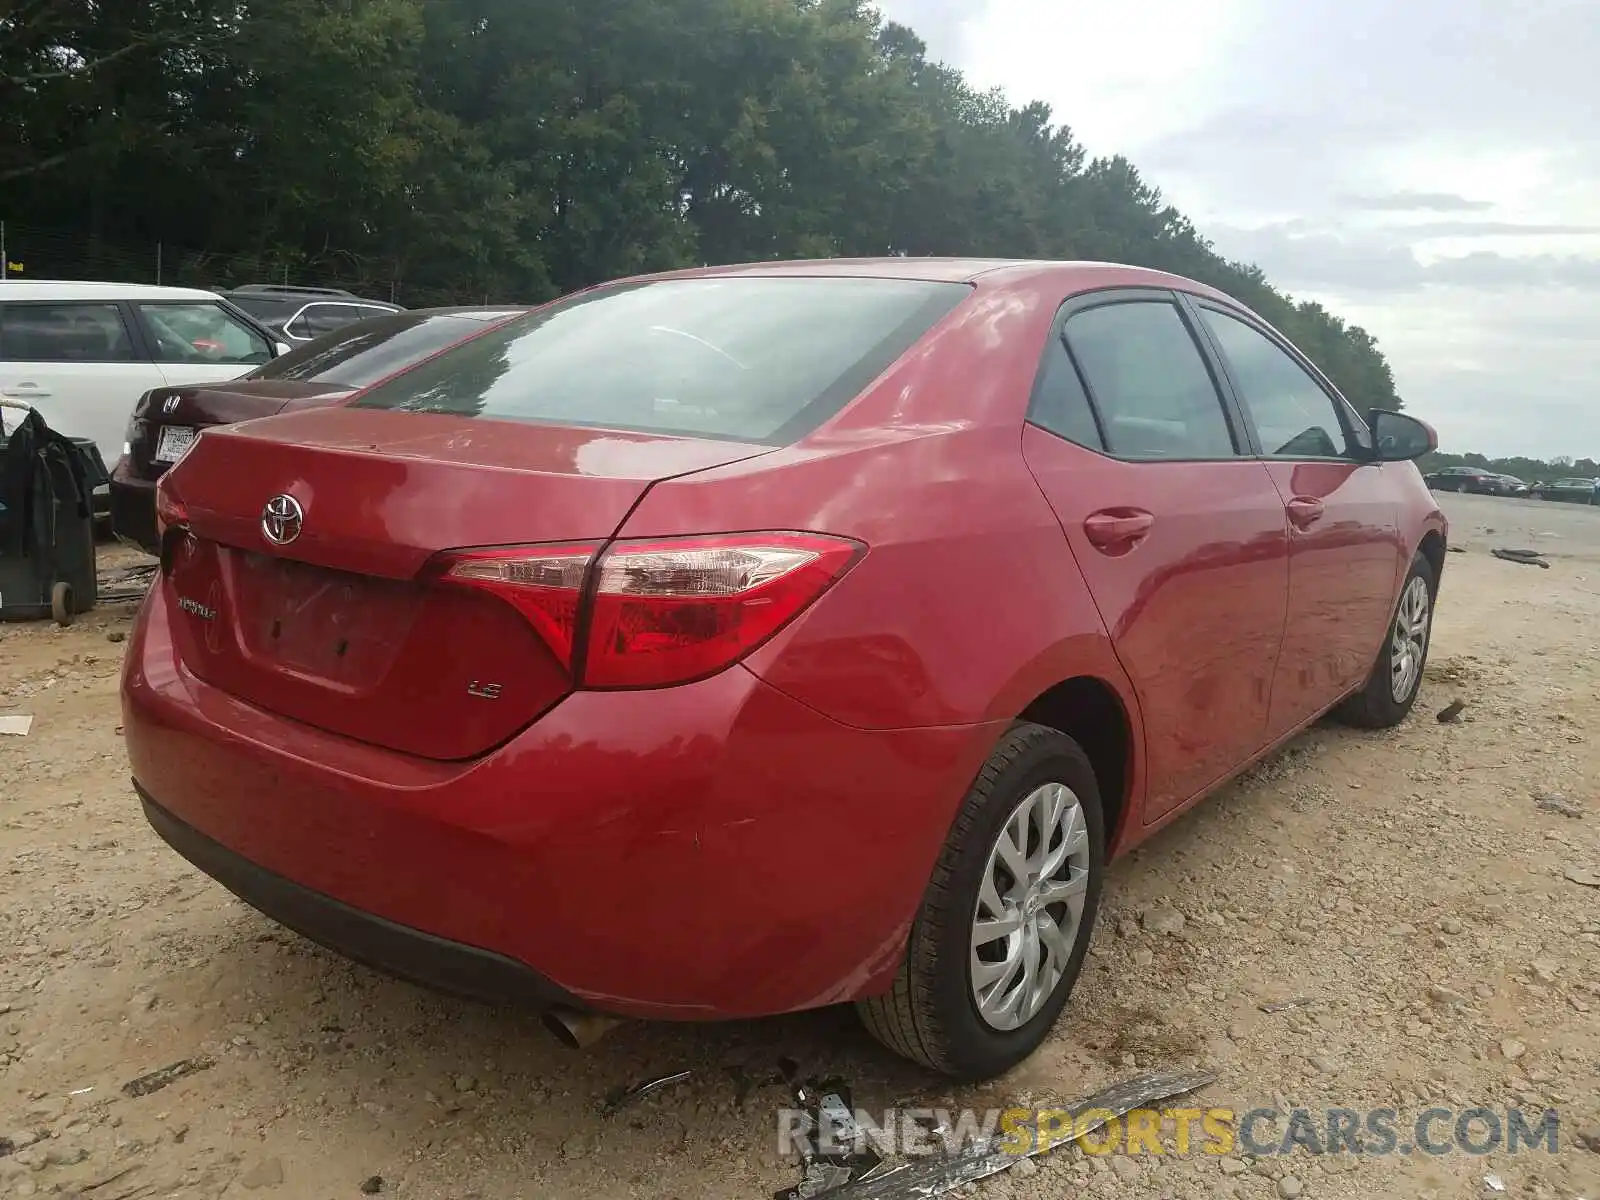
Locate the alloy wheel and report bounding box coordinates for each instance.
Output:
[969,782,1092,1031]
[1390,575,1431,703]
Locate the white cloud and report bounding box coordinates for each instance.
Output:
[874,0,1600,458]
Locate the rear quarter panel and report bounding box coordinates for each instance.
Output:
[615,275,1147,830]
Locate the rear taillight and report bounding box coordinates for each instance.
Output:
[434,532,864,689]
[154,479,188,539]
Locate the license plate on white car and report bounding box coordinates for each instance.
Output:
[154,425,196,464]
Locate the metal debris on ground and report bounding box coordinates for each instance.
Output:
[774,1074,885,1200]
[97,561,159,606]
[1491,547,1550,568]
[1534,793,1583,819]
[0,714,32,736]
[121,1054,216,1098]
[811,1067,1217,1200]
[1436,700,1467,723]
[1483,1174,1507,1192]
[1259,997,1317,1014]
[598,1069,692,1116]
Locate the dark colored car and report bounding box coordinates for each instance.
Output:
[124,259,1447,1081]
[1422,466,1515,495]
[1530,477,1598,504]
[109,306,528,552]
[219,284,405,344]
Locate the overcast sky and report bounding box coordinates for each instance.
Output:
[875,0,1600,460]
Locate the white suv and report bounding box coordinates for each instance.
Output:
[0,281,288,489]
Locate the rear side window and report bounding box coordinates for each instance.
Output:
[1064,302,1237,460]
[0,302,137,362]
[253,313,497,389]
[1028,337,1104,450]
[352,277,971,443]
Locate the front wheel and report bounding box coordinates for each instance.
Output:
[1334,552,1436,729]
[856,723,1105,1080]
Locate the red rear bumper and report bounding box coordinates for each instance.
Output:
[122,581,1001,1019]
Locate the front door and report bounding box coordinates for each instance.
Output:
[1021,291,1291,822]
[128,299,274,392]
[1187,299,1403,735]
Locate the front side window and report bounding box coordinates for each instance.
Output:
[0,302,136,362]
[1063,301,1237,460]
[136,302,272,365]
[1199,307,1349,459]
[352,276,971,443]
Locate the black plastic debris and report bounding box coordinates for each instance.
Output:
[818,1067,1217,1200]
[359,1175,384,1194]
[1436,700,1467,723]
[599,1069,692,1117]
[1491,547,1550,569]
[121,1055,216,1098]
[774,1074,884,1200]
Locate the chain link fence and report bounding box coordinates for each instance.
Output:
[0,220,476,308]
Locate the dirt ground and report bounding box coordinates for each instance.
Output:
[3,492,1598,1200]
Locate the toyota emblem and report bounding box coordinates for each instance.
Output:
[260,494,304,546]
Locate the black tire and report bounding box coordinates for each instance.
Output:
[856,722,1106,1080]
[1334,551,1436,729]
[51,582,74,627]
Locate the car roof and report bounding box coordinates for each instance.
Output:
[619,256,1238,301]
[0,279,225,302]
[409,306,531,321]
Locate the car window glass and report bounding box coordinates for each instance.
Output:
[1063,301,1236,459]
[0,302,136,362]
[1028,334,1103,450]
[352,277,970,444]
[1199,307,1349,459]
[136,302,272,365]
[253,312,495,389]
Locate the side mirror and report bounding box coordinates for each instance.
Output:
[274,342,292,357]
[1368,409,1436,462]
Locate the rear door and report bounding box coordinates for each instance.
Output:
[1185,297,1402,736]
[1021,289,1290,822]
[0,299,165,466]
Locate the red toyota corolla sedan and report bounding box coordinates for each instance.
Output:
[122,259,1446,1080]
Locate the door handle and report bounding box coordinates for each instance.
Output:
[1286,497,1325,530]
[1083,509,1155,553]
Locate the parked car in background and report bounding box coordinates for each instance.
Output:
[125,259,1446,1081]
[1529,477,1598,504]
[0,281,288,501]
[110,306,527,552]
[219,284,403,345]
[1491,473,1529,496]
[1422,465,1516,495]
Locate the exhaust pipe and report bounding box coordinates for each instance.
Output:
[542,1006,626,1050]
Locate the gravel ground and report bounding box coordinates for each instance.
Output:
[2,492,1598,1200]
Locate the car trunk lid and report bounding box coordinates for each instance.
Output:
[159,407,775,759]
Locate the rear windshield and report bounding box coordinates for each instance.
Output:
[249,312,513,390]
[350,276,971,443]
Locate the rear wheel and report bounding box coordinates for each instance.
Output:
[856,722,1105,1080]
[1334,551,1435,729]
